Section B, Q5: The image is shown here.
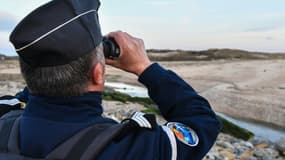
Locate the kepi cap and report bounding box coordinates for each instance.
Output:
[10,0,102,67]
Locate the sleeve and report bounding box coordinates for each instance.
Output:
[138,63,222,160]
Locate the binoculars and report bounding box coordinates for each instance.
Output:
[103,37,120,58]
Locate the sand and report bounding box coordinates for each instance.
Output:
[105,60,285,128]
[1,59,285,128]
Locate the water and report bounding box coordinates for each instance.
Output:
[105,82,148,97]
[216,113,285,142]
[105,82,285,142]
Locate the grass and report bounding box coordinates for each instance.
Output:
[102,90,254,140]
[217,116,254,140]
[3,48,285,62]
[147,48,285,61]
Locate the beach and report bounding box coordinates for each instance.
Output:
[1,59,285,128]
[0,58,285,159]
[105,59,285,129]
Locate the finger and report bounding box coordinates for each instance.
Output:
[124,32,135,39]
[106,31,124,38]
[138,38,145,46]
[105,58,118,66]
[106,31,126,46]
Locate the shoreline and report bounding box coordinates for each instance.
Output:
[1,59,285,129]
[106,60,285,129]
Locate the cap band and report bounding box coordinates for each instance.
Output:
[16,9,97,52]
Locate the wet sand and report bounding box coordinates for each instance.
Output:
[1,59,285,128]
[105,60,285,128]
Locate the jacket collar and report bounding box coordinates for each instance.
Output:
[23,92,103,123]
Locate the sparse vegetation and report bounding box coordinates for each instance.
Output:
[102,89,254,141]
[2,48,285,62]
[103,89,155,106]
[0,54,18,60]
[147,48,285,61]
[217,116,254,140]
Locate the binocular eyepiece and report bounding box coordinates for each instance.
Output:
[102,37,120,58]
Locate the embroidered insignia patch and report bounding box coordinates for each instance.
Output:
[167,122,199,146]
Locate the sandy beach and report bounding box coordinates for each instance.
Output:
[105,59,285,129]
[1,59,285,128]
[1,59,285,159]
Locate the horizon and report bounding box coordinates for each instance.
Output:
[1,48,284,57]
[1,0,285,56]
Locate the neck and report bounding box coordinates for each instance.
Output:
[87,85,104,92]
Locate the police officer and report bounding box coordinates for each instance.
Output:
[9,0,221,159]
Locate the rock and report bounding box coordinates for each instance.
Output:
[255,143,269,149]
[1,81,285,160]
[232,142,253,156]
[240,150,253,160]
[204,132,285,160]
[216,141,234,151]
[0,81,25,96]
[218,133,235,142]
[276,138,285,155]
[244,157,257,160]
[204,151,224,160]
[240,141,254,149]
[220,150,236,160]
[253,148,280,160]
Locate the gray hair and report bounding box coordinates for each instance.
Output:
[20,44,104,97]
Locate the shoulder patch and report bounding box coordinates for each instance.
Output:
[167,122,199,147]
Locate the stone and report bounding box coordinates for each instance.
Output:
[216,141,234,151]
[217,133,240,144]
[255,143,269,149]
[253,148,279,159]
[204,151,224,160]
[251,139,271,146]
[232,143,251,156]
[220,150,236,160]
[276,138,285,155]
[240,150,253,160]
[1,81,285,160]
[244,157,257,160]
[0,81,25,96]
[240,141,254,149]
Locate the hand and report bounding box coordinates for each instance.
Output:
[105,31,152,76]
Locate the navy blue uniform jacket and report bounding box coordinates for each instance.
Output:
[18,63,221,159]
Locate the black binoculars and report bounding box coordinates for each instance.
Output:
[102,37,120,58]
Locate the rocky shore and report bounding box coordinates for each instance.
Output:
[1,57,285,160]
[0,81,284,159]
[206,134,285,160]
[1,59,285,128]
[103,100,285,160]
[105,60,285,129]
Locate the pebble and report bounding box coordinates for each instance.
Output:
[276,138,285,156]
[220,150,236,160]
[204,133,284,160]
[0,81,284,160]
[216,141,235,150]
[253,148,279,159]
[0,81,25,96]
[5,100,285,159]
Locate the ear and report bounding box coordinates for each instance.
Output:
[87,62,105,92]
[91,62,104,85]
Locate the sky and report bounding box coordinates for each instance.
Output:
[0,0,285,56]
